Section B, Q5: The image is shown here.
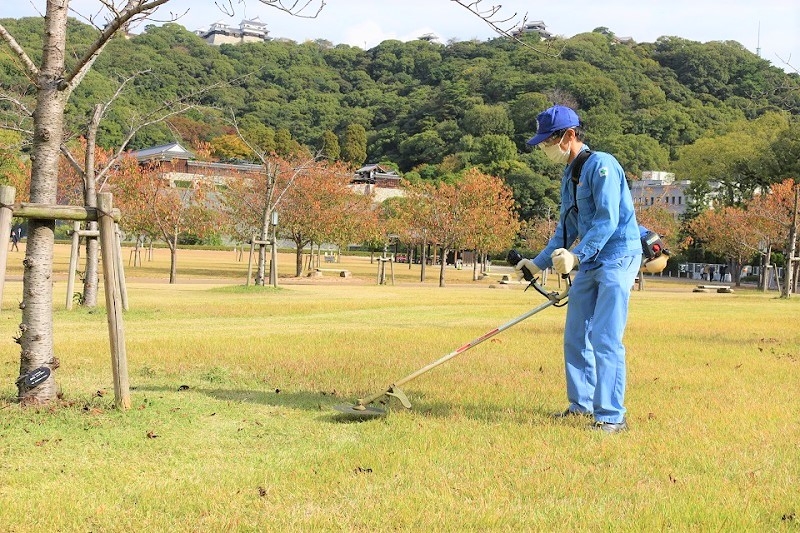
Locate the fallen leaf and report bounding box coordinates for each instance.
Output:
[146,431,158,439]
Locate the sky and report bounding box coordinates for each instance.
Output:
[3,1,799,73]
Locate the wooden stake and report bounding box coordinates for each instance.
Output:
[246,238,255,286]
[0,185,16,313]
[66,221,81,309]
[115,224,129,311]
[97,193,130,409]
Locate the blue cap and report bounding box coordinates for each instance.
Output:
[526,105,580,146]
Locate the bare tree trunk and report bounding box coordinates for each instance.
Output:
[294,238,304,276]
[256,241,266,286]
[794,261,799,294]
[782,184,799,299]
[439,247,448,287]
[760,246,772,292]
[255,169,274,285]
[168,232,178,284]
[82,104,103,308]
[136,235,143,266]
[733,258,742,287]
[269,222,278,287]
[420,240,427,282]
[16,3,71,403]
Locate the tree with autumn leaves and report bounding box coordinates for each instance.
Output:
[113,158,220,284]
[688,178,799,296]
[459,169,520,281]
[277,160,376,276]
[222,154,315,285]
[688,206,760,287]
[397,170,519,287]
[744,179,800,295]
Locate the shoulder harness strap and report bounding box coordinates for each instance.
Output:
[571,149,593,184]
[563,149,593,250]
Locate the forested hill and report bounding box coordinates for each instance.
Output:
[1,17,799,217]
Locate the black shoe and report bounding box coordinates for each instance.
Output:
[551,408,591,419]
[590,418,628,433]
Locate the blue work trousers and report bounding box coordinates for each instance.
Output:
[563,254,640,423]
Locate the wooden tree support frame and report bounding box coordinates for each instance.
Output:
[245,237,277,287]
[377,256,395,285]
[0,185,130,409]
[64,222,128,311]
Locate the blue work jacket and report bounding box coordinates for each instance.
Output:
[533,146,641,272]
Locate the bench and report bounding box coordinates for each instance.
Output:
[694,284,733,294]
[314,268,351,278]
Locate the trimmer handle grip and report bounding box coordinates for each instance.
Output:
[506,250,534,281]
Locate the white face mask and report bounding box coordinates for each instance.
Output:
[540,133,570,164]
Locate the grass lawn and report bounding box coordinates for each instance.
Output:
[1,245,798,531]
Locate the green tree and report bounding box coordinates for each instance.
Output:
[672,112,790,205]
[461,104,514,137]
[320,130,340,161]
[341,123,367,166]
[398,130,446,170]
[595,133,670,178]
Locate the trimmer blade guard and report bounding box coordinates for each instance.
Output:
[332,403,387,419]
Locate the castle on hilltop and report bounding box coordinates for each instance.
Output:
[195,17,271,45]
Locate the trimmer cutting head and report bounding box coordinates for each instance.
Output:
[332,387,411,420]
[332,402,387,419]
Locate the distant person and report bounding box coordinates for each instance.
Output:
[10,227,19,252]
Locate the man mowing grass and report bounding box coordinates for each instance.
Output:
[515,105,641,434]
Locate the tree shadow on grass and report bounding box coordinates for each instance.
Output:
[134,384,344,414]
[133,385,555,425]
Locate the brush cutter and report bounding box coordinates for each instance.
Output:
[333,254,569,419]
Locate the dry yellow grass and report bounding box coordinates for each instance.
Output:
[0,246,798,531]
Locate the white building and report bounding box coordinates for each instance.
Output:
[512,21,553,39]
[195,17,271,45]
[630,171,691,218]
[351,164,404,202]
